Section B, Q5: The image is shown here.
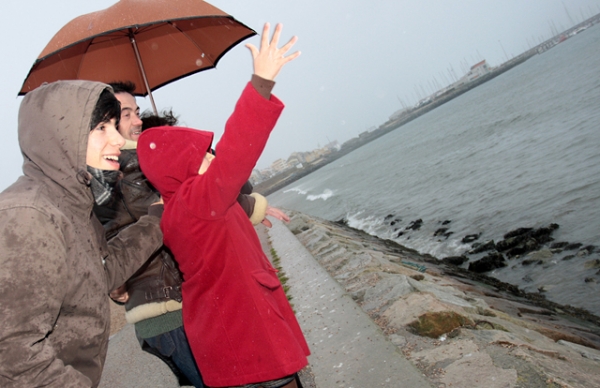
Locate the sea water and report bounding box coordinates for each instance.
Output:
[268,24,600,314]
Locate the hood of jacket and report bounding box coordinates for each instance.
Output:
[137,126,213,204]
[18,80,111,215]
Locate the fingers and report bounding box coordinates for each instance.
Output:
[260,22,271,50]
[269,23,282,49]
[261,218,273,228]
[245,43,258,58]
[250,22,300,81]
[279,35,298,56]
[266,206,291,223]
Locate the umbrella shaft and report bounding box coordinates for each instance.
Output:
[129,30,158,115]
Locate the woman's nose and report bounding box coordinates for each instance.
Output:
[111,128,126,148]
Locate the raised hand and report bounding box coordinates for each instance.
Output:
[246,23,300,81]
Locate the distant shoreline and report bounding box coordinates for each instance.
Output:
[256,55,531,197]
[256,15,600,197]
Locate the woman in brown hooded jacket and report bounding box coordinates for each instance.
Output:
[0,80,163,387]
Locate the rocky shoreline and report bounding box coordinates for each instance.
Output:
[285,210,600,387]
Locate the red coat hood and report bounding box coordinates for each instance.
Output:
[137,126,213,204]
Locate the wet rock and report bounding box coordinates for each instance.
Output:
[468,252,506,273]
[442,220,452,225]
[442,255,469,266]
[565,242,583,250]
[434,228,453,240]
[530,223,559,244]
[536,284,557,293]
[525,248,553,261]
[503,227,533,239]
[585,277,596,283]
[562,254,576,261]
[550,241,569,249]
[584,259,600,270]
[461,233,480,243]
[578,245,596,256]
[334,218,349,226]
[521,259,542,266]
[405,218,423,231]
[522,274,533,282]
[496,224,558,257]
[506,238,540,257]
[496,235,527,252]
[433,227,448,237]
[468,240,496,254]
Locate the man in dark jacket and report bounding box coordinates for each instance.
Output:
[0,80,163,387]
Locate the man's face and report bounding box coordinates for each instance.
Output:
[114,92,142,141]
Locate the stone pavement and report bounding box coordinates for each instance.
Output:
[100,219,431,387]
[265,220,431,388]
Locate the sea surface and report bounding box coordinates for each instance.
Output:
[268,24,600,315]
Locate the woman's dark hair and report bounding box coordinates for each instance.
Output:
[90,89,121,130]
[141,109,179,130]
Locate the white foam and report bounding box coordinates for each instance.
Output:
[307,189,334,201]
[283,186,308,195]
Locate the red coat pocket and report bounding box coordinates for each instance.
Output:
[251,270,285,319]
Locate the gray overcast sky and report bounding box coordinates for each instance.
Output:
[1,0,598,191]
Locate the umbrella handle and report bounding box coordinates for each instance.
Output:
[129,30,158,115]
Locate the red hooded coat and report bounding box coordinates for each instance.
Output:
[137,83,310,387]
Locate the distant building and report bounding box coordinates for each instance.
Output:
[270,158,290,174]
[324,140,340,152]
[287,151,306,166]
[250,168,271,185]
[459,60,492,84]
[415,97,432,108]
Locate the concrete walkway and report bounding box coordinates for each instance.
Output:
[100,324,183,388]
[266,220,431,388]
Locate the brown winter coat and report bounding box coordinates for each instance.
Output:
[0,81,163,387]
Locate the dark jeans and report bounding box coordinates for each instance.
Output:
[140,326,204,387]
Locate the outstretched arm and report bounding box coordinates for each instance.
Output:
[191,23,299,216]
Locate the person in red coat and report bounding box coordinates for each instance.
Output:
[137,23,308,388]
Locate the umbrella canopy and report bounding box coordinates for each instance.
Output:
[19,0,255,112]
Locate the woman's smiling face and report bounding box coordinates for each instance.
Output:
[86,118,125,170]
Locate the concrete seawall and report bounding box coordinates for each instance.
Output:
[281,212,600,388]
